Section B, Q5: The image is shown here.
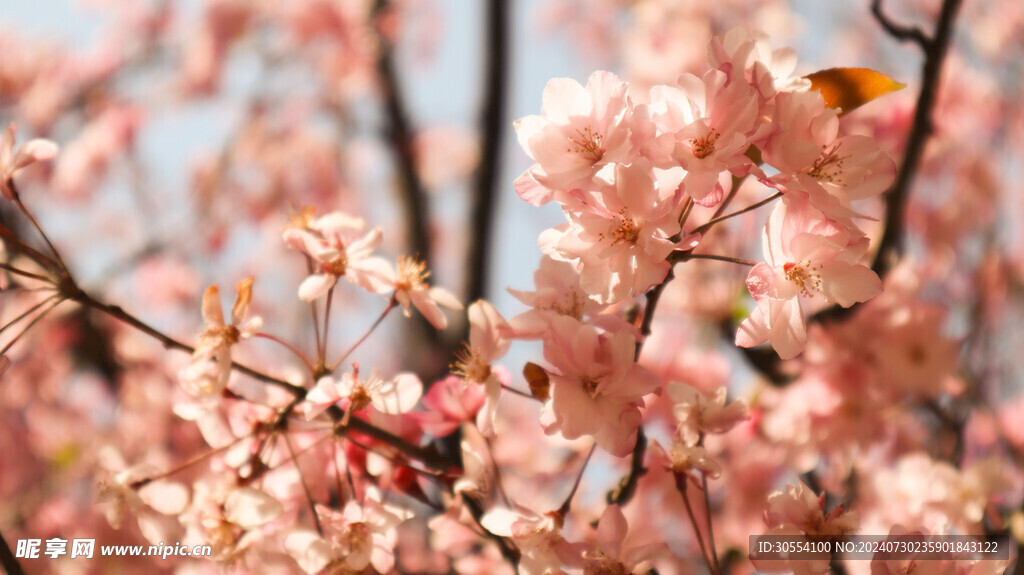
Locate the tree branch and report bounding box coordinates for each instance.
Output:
[870,0,931,50]
[872,0,963,276]
[373,0,432,263]
[463,0,510,308]
[0,529,26,575]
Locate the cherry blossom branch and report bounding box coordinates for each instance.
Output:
[870,0,930,49]
[0,293,60,336]
[0,529,26,575]
[700,468,722,574]
[253,333,315,374]
[462,496,522,568]
[673,253,758,266]
[306,259,323,370]
[282,432,324,536]
[871,0,963,276]
[607,428,647,506]
[320,284,336,367]
[0,262,53,283]
[557,444,595,517]
[464,0,510,306]
[9,182,70,274]
[691,191,782,236]
[606,264,678,508]
[0,296,66,357]
[674,471,720,575]
[329,405,447,471]
[0,223,62,275]
[372,0,432,264]
[74,291,303,396]
[132,433,255,488]
[500,383,542,402]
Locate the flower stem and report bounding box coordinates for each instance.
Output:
[329,296,397,372]
[691,191,782,236]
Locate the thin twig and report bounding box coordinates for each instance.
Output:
[674,471,719,575]
[12,193,71,275]
[0,296,66,356]
[0,262,53,284]
[500,383,542,402]
[329,296,397,372]
[253,332,315,374]
[0,293,59,336]
[871,0,931,49]
[691,192,782,236]
[75,291,302,395]
[320,285,335,365]
[282,432,323,536]
[700,470,722,574]
[673,253,758,266]
[557,444,596,517]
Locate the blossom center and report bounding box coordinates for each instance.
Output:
[452,345,492,383]
[690,128,720,159]
[806,142,849,184]
[783,261,821,297]
[566,125,604,165]
[286,205,317,230]
[395,255,429,290]
[203,324,241,346]
[341,521,370,555]
[543,290,584,319]
[583,552,627,575]
[324,251,349,277]
[581,377,601,398]
[349,385,373,413]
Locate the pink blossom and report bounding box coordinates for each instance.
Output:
[560,504,668,574]
[481,505,568,575]
[507,255,608,339]
[415,374,486,437]
[539,316,661,456]
[752,481,859,575]
[0,123,58,200]
[708,27,809,101]
[652,439,723,479]
[283,210,393,300]
[541,160,682,304]
[285,487,413,574]
[514,71,638,205]
[644,68,760,206]
[451,300,512,436]
[763,90,896,210]
[303,364,423,424]
[736,198,881,359]
[180,277,262,397]
[383,255,463,329]
[666,382,749,446]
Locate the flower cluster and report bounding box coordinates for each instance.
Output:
[508,27,893,459]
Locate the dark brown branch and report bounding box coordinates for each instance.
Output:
[871,0,931,50]
[872,0,963,276]
[373,0,432,263]
[607,427,647,506]
[0,529,26,575]
[463,0,510,307]
[74,291,303,396]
